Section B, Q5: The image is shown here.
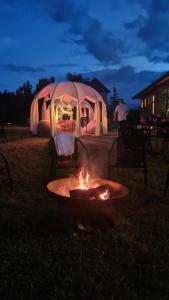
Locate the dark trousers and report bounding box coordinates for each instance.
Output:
[119,120,127,136]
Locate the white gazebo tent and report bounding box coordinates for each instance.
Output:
[30,81,107,137]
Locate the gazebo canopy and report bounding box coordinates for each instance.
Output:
[30,81,107,136]
[35,83,58,100]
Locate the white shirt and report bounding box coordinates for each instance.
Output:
[114,103,128,122]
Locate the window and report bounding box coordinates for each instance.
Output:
[152,95,155,115]
[144,98,147,107]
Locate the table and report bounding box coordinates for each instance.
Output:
[127,125,158,154]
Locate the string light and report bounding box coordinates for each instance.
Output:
[56,104,73,118]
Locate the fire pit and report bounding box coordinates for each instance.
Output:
[47,177,128,205]
[47,173,128,232]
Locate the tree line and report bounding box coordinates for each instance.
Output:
[0,72,139,125]
[0,77,55,124]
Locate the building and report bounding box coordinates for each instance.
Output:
[90,78,110,105]
[132,71,169,121]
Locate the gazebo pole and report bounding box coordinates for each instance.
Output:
[42,97,47,120]
[30,98,39,135]
[60,96,63,120]
[76,98,81,137]
[50,98,55,136]
[30,98,35,132]
[55,105,59,125]
[102,101,108,134]
[95,100,101,136]
[50,85,58,137]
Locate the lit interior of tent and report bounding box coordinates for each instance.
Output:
[30,82,108,137]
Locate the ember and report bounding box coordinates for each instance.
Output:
[99,189,110,200]
[70,184,113,201]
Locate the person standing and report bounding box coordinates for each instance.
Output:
[114,99,129,135]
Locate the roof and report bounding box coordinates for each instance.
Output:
[90,78,110,93]
[34,81,104,102]
[132,71,169,99]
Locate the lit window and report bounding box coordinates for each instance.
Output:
[144,98,147,107]
[152,95,155,115]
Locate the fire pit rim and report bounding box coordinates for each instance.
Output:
[47,177,129,206]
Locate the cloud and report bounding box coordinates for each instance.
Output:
[150,55,164,63]
[138,14,169,51]
[38,0,124,64]
[0,0,19,3]
[83,20,124,64]
[0,36,14,48]
[49,0,82,23]
[137,2,169,51]
[110,0,138,9]
[86,66,136,86]
[4,64,45,73]
[47,0,90,35]
[110,0,150,9]
[164,55,169,63]
[124,0,169,60]
[48,63,78,68]
[84,66,162,104]
[125,15,146,30]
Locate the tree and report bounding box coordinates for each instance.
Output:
[0,91,16,123]
[16,81,32,97]
[35,76,55,94]
[66,72,90,84]
[15,81,34,124]
[160,87,169,118]
[108,87,119,119]
[109,87,119,105]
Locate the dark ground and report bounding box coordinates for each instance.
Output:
[0,127,169,300]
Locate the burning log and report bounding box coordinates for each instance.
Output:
[70,184,114,201]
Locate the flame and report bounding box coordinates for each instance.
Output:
[79,167,90,190]
[99,189,110,200]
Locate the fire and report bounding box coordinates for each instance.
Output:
[99,189,110,200]
[79,167,90,190]
[78,167,111,201]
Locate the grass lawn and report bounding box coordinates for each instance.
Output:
[0,128,169,300]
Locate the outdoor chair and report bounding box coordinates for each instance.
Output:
[108,127,147,190]
[138,126,153,154]
[0,151,13,194]
[161,127,169,154]
[163,165,169,198]
[124,125,153,154]
[0,123,8,143]
[49,133,89,180]
[152,127,169,153]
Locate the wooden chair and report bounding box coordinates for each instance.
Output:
[0,151,13,194]
[49,135,89,180]
[108,128,147,190]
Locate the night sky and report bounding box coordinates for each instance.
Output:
[1,0,169,106]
